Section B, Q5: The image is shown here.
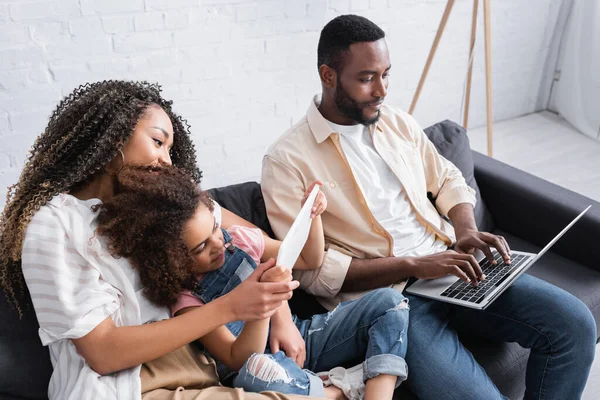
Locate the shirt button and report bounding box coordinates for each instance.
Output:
[328,182,336,188]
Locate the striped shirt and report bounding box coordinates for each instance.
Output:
[21,193,170,400]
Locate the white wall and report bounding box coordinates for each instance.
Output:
[0,0,563,207]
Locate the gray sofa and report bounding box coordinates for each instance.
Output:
[1,120,599,399]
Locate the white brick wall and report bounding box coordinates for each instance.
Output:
[0,0,563,208]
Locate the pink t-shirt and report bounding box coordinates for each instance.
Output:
[171,225,265,316]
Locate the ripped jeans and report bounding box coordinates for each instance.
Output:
[233,288,409,397]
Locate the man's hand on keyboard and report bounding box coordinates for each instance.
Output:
[407,250,484,285]
[454,229,511,265]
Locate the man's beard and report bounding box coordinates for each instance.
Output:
[334,79,382,126]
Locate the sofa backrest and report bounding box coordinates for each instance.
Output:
[423,120,494,232]
[208,181,275,237]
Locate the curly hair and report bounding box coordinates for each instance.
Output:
[95,166,213,308]
[0,80,201,314]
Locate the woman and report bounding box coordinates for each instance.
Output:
[0,81,321,400]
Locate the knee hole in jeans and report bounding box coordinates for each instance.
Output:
[389,299,409,342]
[393,299,409,310]
[246,354,293,383]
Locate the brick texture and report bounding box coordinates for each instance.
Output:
[0,0,563,206]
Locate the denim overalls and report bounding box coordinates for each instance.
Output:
[190,229,409,397]
[192,229,250,381]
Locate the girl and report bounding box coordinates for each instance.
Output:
[94,165,410,400]
[0,81,308,400]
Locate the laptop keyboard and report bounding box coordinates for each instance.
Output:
[440,252,529,304]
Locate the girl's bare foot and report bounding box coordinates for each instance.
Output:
[364,374,397,400]
[324,385,347,400]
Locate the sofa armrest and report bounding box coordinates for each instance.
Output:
[472,151,600,273]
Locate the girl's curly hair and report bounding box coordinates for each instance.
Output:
[0,80,201,314]
[95,166,213,308]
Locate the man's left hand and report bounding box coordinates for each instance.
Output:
[454,229,511,265]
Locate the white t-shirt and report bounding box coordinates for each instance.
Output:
[329,121,447,257]
[21,193,170,400]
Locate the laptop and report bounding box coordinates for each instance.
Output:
[406,205,591,310]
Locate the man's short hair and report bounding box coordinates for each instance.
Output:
[317,14,385,71]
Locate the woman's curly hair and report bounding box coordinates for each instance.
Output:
[0,80,201,314]
[95,166,213,308]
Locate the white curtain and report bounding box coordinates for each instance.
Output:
[551,0,600,140]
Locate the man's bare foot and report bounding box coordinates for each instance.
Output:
[324,385,347,400]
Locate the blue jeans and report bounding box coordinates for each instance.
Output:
[404,274,596,400]
[234,289,410,397]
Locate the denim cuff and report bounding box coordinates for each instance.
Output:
[364,354,408,387]
[305,370,325,397]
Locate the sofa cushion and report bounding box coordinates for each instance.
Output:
[0,291,51,399]
[423,120,495,232]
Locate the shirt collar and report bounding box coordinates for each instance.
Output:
[307,95,382,143]
[307,95,335,144]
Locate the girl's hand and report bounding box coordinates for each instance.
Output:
[260,260,292,283]
[219,259,299,321]
[270,318,306,368]
[302,180,327,219]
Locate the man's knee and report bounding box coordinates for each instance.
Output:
[565,299,597,350]
[540,290,597,363]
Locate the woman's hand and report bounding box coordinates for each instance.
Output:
[218,258,299,321]
[302,181,327,219]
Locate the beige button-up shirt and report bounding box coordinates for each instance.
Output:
[261,96,476,310]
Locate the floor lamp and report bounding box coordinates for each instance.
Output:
[409,0,494,157]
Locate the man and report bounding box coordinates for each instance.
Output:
[261,14,596,400]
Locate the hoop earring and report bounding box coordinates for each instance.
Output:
[110,150,125,176]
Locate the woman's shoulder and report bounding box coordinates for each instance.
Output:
[31,193,95,215]
[30,193,99,224]
[25,193,101,251]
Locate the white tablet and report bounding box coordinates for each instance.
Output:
[276,184,321,269]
